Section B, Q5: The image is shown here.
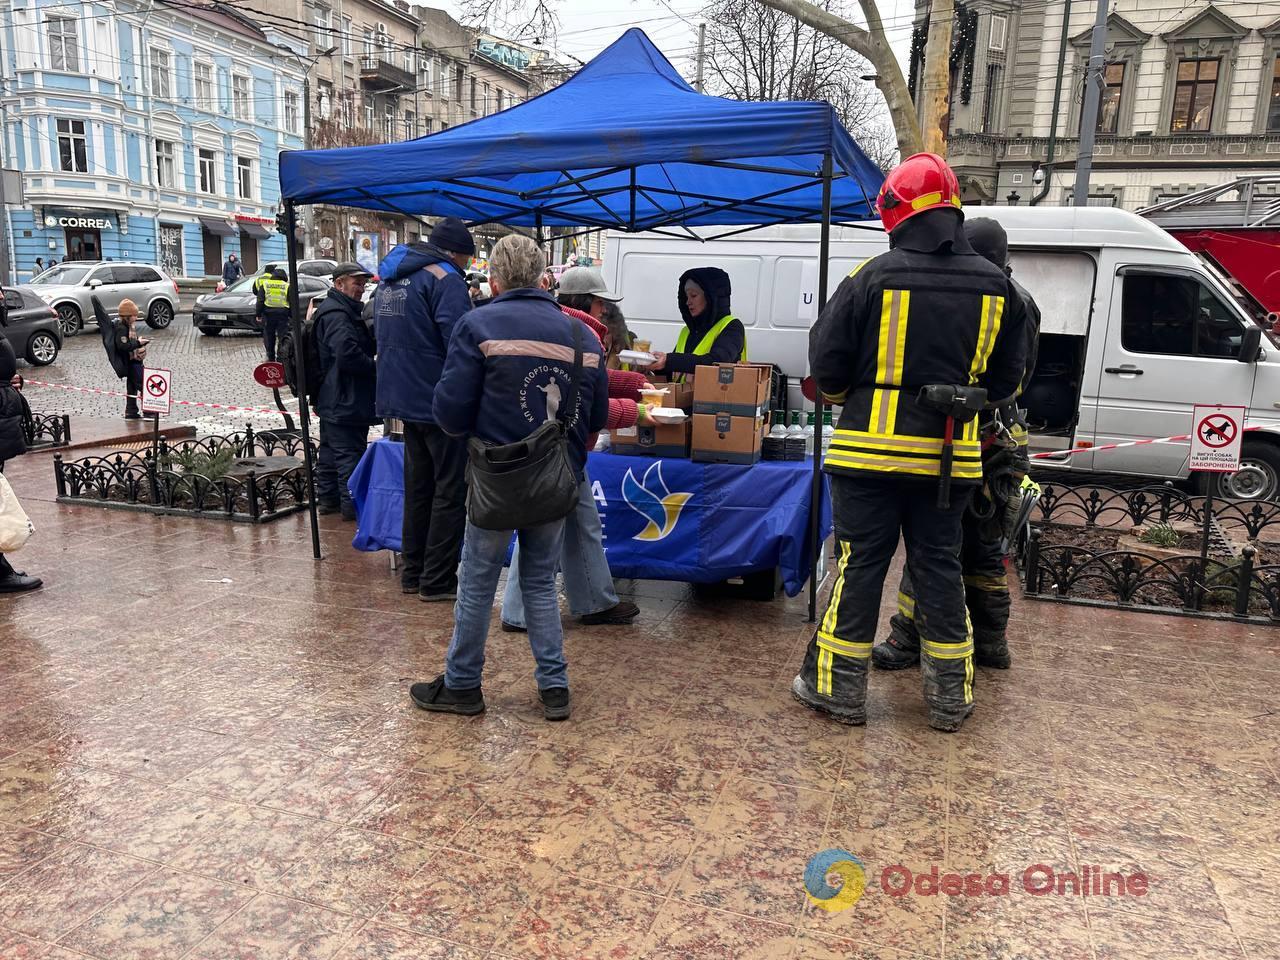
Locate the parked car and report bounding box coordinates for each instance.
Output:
[212,258,338,293]
[193,273,331,335]
[28,262,179,338]
[2,286,63,366]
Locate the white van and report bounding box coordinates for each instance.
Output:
[603,206,1280,499]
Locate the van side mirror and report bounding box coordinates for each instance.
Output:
[1238,325,1262,363]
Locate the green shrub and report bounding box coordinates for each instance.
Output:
[1137,521,1181,548]
[161,446,237,480]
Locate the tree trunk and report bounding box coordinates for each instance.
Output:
[752,0,924,157]
[920,0,954,156]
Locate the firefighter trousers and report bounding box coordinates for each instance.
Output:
[799,474,976,719]
[889,507,1010,655]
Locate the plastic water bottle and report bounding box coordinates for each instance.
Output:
[804,412,816,455]
[786,411,804,439]
[768,413,788,438]
[821,410,834,458]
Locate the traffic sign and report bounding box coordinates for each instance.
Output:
[254,361,287,389]
[140,367,172,416]
[1189,404,1244,473]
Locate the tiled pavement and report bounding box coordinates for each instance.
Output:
[0,450,1278,959]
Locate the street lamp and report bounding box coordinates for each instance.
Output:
[1006,191,1021,205]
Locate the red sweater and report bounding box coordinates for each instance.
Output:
[561,306,645,428]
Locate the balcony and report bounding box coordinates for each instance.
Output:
[359,56,414,92]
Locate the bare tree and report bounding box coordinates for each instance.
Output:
[704,0,896,169]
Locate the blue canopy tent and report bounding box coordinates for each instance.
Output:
[277,28,885,617]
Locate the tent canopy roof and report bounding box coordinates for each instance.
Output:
[278,29,885,231]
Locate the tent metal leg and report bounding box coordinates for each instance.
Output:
[808,153,834,623]
[284,200,323,561]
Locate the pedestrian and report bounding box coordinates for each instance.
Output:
[790,154,1026,733]
[256,267,290,361]
[312,263,377,521]
[0,337,39,592]
[647,267,746,378]
[47,258,57,269]
[500,266,643,634]
[32,257,44,277]
[874,217,1041,674]
[373,217,473,602]
[116,299,150,420]
[598,300,633,368]
[222,253,243,286]
[411,234,609,721]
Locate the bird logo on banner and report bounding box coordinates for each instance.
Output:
[621,462,692,541]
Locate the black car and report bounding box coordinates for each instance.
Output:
[2,286,63,366]
[192,274,331,335]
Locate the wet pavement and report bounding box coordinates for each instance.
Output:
[0,447,1278,959]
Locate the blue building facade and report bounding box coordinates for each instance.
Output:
[0,0,305,282]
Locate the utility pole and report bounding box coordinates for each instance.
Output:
[694,22,706,93]
[1072,0,1110,207]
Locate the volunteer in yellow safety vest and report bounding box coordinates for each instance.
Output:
[255,267,291,362]
[648,267,745,379]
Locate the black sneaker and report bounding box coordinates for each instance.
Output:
[340,504,357,521]
[317,501,340,515]
[500,620,527,633]
[0,570,42,593]
[539,686,571,721]
[401,582,419,595]
[419,589,457,603]
[409,675,484,715]
[124,412,144,421]
[579,600,639,625]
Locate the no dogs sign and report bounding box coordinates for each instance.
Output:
[1189,404,1244,473]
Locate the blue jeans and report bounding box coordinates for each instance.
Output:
[446,517,568,691]
[501,474,618,628]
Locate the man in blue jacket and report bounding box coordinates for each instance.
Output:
[313,262,377,520]
[411,235,609,722]
[374,217,474,601]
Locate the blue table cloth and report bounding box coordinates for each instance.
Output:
[348,439,832,597]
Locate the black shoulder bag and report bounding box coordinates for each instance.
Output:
[465,320,583,531]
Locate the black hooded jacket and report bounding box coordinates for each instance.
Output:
[0,338,29,464]
[964,217,1041,400]
[663,266,746,375]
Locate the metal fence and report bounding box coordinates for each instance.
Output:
[23,412,71,450]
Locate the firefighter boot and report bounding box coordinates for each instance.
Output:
[792,635,867,726]
[962,554,1013,670]
[873,584,921,670]
[920,639,975,733]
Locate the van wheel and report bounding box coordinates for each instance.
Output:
[1212,442,1280,501]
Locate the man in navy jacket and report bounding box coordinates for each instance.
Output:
[411,235,608,722]
[374,217,474,602]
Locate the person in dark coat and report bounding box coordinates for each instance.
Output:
[0,337,39,592]
[649,266,746,378]
[32,258,44,277]
[116,299,149,420]
[222,253,243,286]
[373,216,474,602]
[313,263,377,521]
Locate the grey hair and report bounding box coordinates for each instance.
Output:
[489,234,546,291]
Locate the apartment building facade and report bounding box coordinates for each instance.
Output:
[0,0,304,281]
[913,1,1280,210]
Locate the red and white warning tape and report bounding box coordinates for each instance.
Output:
[21,379,289,417]
[1029,425,1265,461]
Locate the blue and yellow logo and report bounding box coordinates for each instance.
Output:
[804,849,866,912]
[621,462,692,541]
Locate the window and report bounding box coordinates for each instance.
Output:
[423,117,433,135]
[155,139,175,188]
[47,16,80,72]
[454,64,463,102]
[470,76,477,111]
[383,102,396,139]
[403,48,414,74]
[56,119,87,172]
[194,61,213,108]
[1097,62,1125,134]
[198,147,217,193]
[1171,58,1218,133]
[422,56,434,95]
[496,87,505,111]
[1121,273,1246,360]
[340,93,353,127]
[1087,194,1118,207]
[482,81,490,114]
[989,13,1007,52]
[150,48,171,99]
[318,79,333,120]
[364,102,374,128]
[313,6,334,51]
[363,29,375,58]
[342,17,353,56]
[981,64,1001,133]
[232,74,251,121]
[284,89,300,133]
[236,156,253,199]
[1269,57,1280,133]
[403,110,415,139]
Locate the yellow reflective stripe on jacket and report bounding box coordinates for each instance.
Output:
[823,450,984,480]
[826,428,983,479]
[262,278,290,310]
[674,314,747,360]
[869,289,909,435]
[968,295,1004,383]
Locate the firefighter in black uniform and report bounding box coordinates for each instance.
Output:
[874,217,1042,674]
[791,154,1027,733]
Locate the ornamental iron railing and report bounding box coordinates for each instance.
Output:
[23,412,71,450]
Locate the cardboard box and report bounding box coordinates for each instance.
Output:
[612,420,691,458]
[649,377,694,412]
[693,363,772,418]
[692,413,765,465]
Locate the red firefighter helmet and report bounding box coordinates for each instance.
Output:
[875,153,963,234]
